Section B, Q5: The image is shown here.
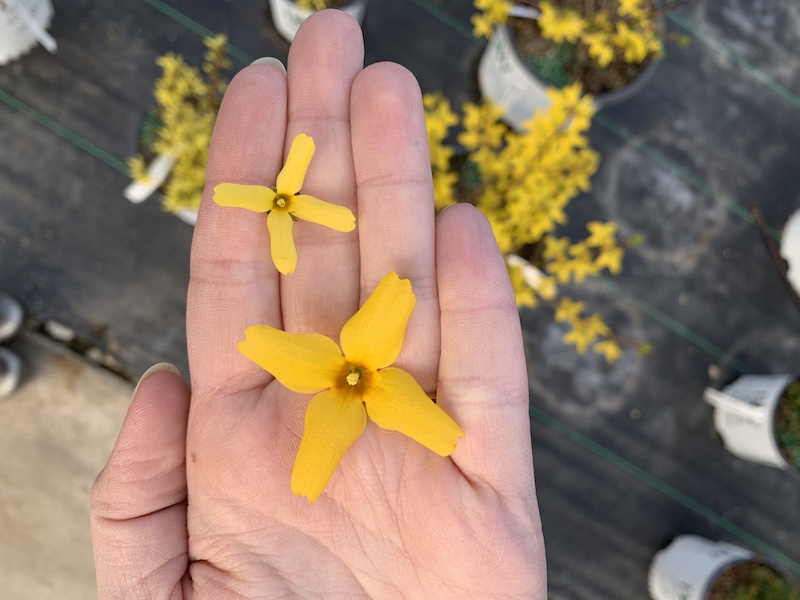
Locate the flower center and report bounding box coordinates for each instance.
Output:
[275,195,288,209]
[346,367,362,386]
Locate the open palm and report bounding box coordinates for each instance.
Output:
[91,11,545,599]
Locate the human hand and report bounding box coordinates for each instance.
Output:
[91,10,546,599]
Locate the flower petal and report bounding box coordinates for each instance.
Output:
[290,195,356,232]
[364,367,463,456]
[267,209,297,274]
[213,183,276,212]
[339,272,415,371]
[276,133,315,196]
[292,388,367,503]
[238,325,344,394]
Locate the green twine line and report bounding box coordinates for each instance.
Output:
[598,276,754,374]
[407,0,476,41]
[0,88,129,175]
[142,0,253,64]
[530,404,800,575]
[668,12,800,111]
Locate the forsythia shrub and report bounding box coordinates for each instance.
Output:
[128,34,231,213]
[424,84,642,362]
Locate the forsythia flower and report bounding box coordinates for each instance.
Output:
[538,1,585,44]
[555,298,585,323]
[594,338,623,362]
[471,0,512,38]
[586,221,617,247]
[584,32,615,68]
[614,21,649,63]
[239,272,464,502]
[214,134,356,274]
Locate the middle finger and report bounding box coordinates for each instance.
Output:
[280,11,364,339]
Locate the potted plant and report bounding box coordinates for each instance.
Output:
[125,34,231,225]
[648,535,798,600]
[472,0,687,130]
[269,0,368,42]
[424,85,647,362]
[704,375,800,472]
[0,0,56,65]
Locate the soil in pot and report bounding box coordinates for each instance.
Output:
[776,380,800,470]
[707,561,795,600]
[508,0,658,95]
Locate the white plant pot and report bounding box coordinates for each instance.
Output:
[648,535,755,600]
[123,153,177,204]
[703,374,795,470]
[123,153,198,225]
[0,0,55,65]
[506,253,557,295]
[269,0,368,43]
[478,25,660,131]
[175,208,198,225]
[780,208,800,295]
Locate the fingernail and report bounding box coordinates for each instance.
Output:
[250,57,286,74]
[132,362,181,402]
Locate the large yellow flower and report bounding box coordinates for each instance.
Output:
[213,133,356,274]
[239,272,464,503]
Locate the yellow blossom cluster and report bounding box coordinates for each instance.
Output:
[423,84,631,361]
[539,0,662,66]
[471,0,513,39]
[545,221,624,284]
[472,0,663,68]
[295,0,327,10]
[128,34,231,213]
[555,298,622,362]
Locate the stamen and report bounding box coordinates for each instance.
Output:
[275,197,287,208]
[346,368,362,386]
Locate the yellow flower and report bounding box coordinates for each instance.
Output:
[296,0,327,10]
[238,272,464,503]
[584,32,615,68]
[555,298,585,323]
[214,134,356,274]
[613,22,649,64]
[539,2,585,44]
[586,221,617,247]
[563,324,595,354]
[594,339,622,362]
[596,246,624,274]
[617,0,645,19]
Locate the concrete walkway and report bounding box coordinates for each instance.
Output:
[0,333,132,600]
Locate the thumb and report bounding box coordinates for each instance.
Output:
[90,363,191,599]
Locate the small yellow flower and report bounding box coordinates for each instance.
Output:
[555,298,585,323]
[586,221,617,247]
[596,246,624,274]
[214,134,356,274]
[539,2,585,44]
[239,272,464,503]
[563,323,595,354]
[594,339,622,362]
